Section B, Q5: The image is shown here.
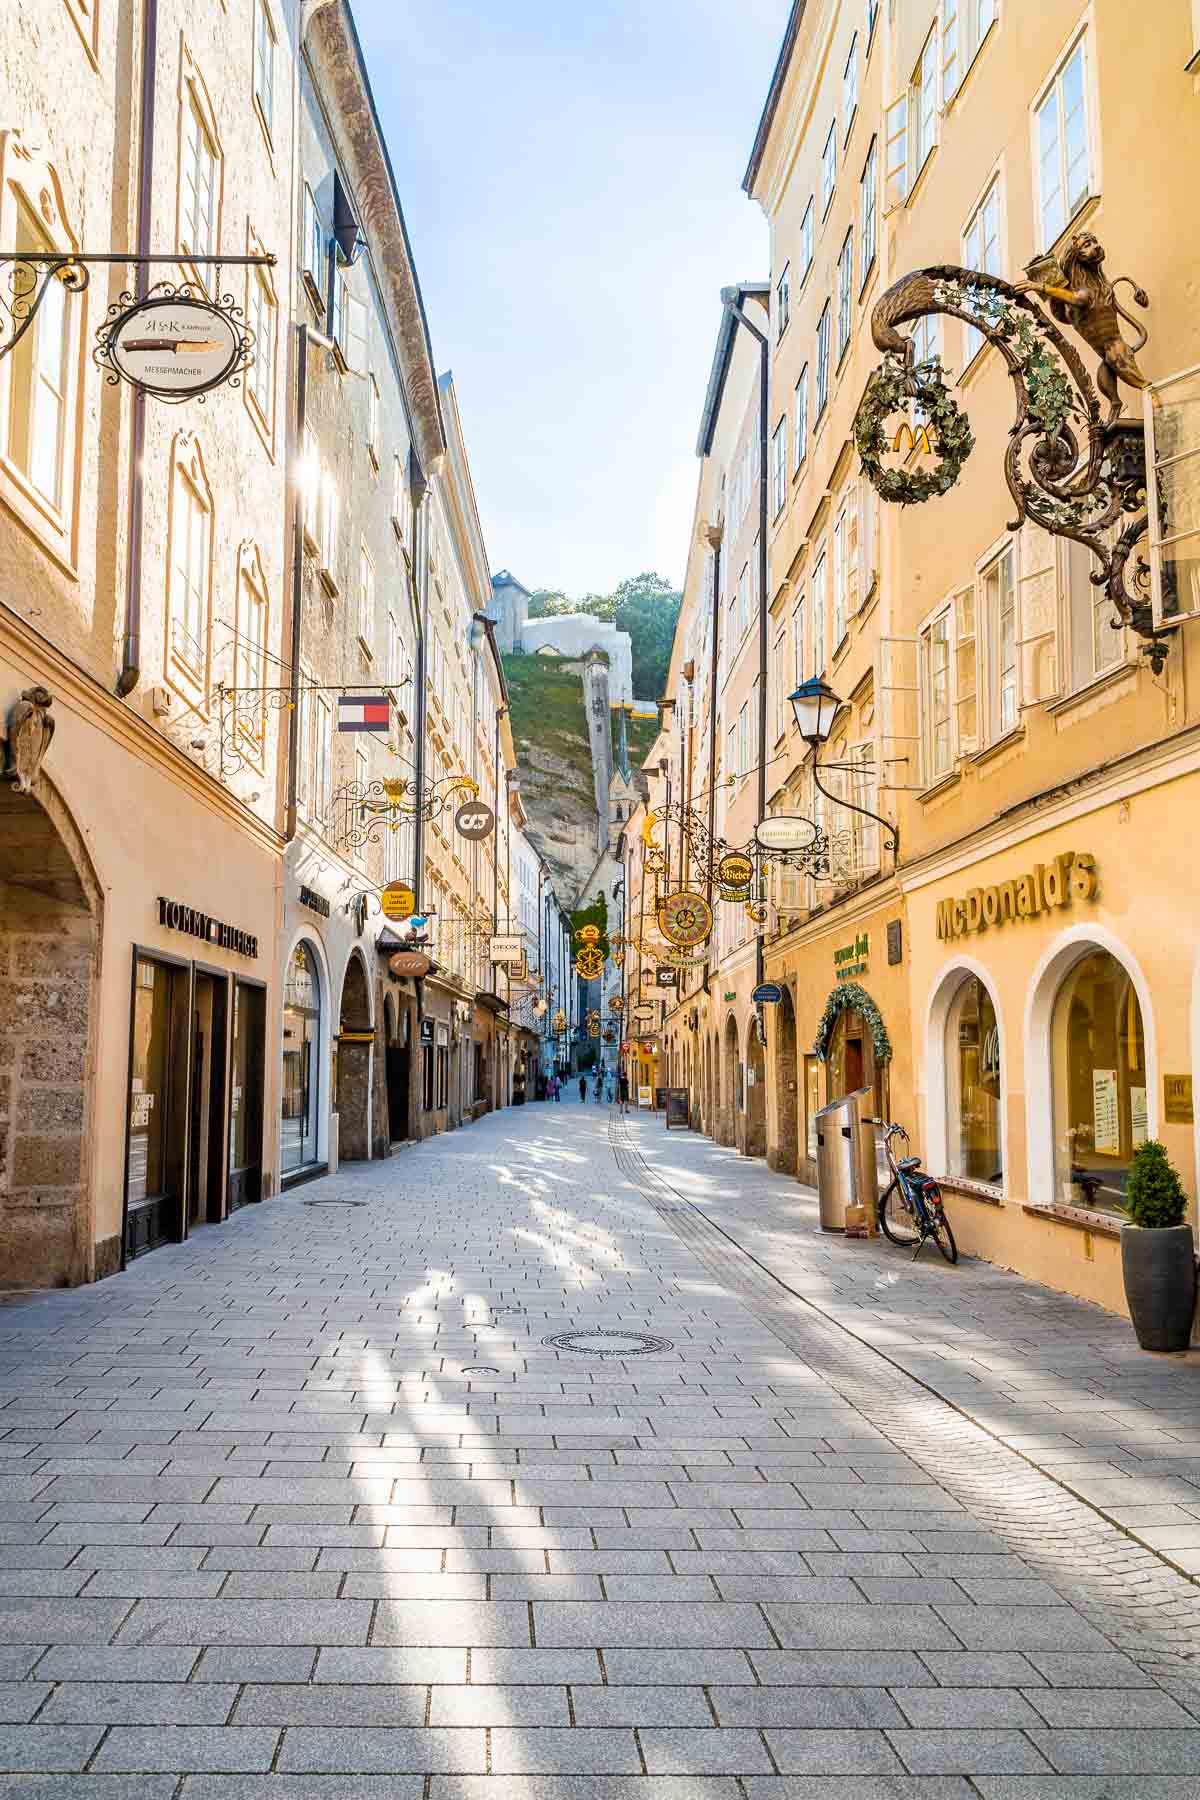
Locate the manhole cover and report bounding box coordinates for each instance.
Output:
[461,1365,501,1375]
[541,1329,674,1358]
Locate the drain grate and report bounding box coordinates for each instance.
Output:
[303,1199,366,1208]
[541,1328,674,1358]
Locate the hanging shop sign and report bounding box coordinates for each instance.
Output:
[608,996,624,1013]
[661,950,708,970]
[575,923,601,944]
[337,693,391,733]
[833,932,870,980]
[575,946,605,979]
[156,896,257,958]
[752,982,783,1004]
[97,291,250,401]
[935,852,1098,941]
[719,885,752,904]
[756,813,820,852]
[654,966,679,988]
[490,933,525,966]
[717,851,755,889]
[455,800,496,840]
[659,888,714,948]
[389,949,433,978]
[380,881,416,921]
[634,1005,656,1020]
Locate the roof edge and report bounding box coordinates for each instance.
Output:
[695,282,771,458]
[742,1,807,197]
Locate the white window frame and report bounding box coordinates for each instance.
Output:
[392,451,407,541]
[246,257,276,433]
[860,137,878,288]
[1,169,78,533]
[979,540,1017,744]
[319,468,339,587]
[771,417,787,518]
[919,599,955,782]
[800,196,814,282]
[815,301,831,419]
[792,590,806,689]
[812,546,828,674]
[843,34,859,138]
[1032,27,1095,250]
[836,226,853,360]
[367,372,380,466]
[821,120,837,216]
[776,261,790,339]
[358,543,375,652]
[296,667,316,814]
[168,434,213,689]
[1063,535,1126,691]
[961,173,1003,367]
[301,184,324,306]
[793,365,808,472]
[235,544,269,750]
[942,0,997,102]
[253,0,276,142]
[912,28,939,180]
[178,50,222,276]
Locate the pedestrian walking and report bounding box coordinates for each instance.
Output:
[618,1070,629,1116]
[578,1075,587,1103]
[551,1074,561,1102]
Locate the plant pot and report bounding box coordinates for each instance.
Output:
[1121,1223,1196,1352]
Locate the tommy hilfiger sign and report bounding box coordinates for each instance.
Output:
[156,897,259,958]
[936,852,1098,941]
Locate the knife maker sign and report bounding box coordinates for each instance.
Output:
[95,291,251,402]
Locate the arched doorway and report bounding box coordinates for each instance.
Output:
[744,1017,766,1157]
[282,941,322,1177]
[337,951,372,1161]
[721,1014,740,1147]
[708,1031,718,1138]
[0,781,99,1288]
[772,988,799,1174]
[384,991,409,1146]
[823,989,889,1120]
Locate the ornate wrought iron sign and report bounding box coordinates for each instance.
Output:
[658,889,714,948]
[97,288,249,401]
[855,232,1170,669]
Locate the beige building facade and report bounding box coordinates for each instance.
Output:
[653,0,1200,1318]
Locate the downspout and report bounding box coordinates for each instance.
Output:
[117,0,159,697]
[725,296,770,995]
[492,702,501,994]
[284,324,309,842]
[702,524,722,995]
[409,466,429,913]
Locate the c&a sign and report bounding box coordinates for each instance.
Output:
[936,852,1097,941]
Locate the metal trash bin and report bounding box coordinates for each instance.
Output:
[815,1087,877,1232]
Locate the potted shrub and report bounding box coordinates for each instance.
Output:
[1120,1140,1196,1352]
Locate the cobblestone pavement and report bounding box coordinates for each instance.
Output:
[3,1099,1200,1796]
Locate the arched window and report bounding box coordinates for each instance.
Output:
[946,976,1002,1184]
[1052,949,1146,1214]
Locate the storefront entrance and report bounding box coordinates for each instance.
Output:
[187,971,228,1227]
[227,980,265,1210]
[281,943,322,1176]
[826,1001,888,1119]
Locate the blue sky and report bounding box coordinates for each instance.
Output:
[353,0,782,596]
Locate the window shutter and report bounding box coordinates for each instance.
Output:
[1017,521,1060,704]
[884,95,909,207]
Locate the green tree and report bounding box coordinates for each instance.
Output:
[610,571,682,700]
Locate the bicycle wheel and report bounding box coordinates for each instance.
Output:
[926,1189,958,1264]
[878,1182,920,1246]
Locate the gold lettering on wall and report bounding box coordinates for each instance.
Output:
[935,853,1098,941]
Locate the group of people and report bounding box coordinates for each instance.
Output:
[544,1069,630,1113]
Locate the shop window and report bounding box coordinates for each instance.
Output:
[281,943,322,1173]
[946,976,1003,1184]
[805,1056,821,1160]
[1052,949,1147,1214]
[168,434,214,689]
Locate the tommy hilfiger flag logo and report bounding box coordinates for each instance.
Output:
[337,694,391,732]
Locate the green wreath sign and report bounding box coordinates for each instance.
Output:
[854,355,975,506]
[813,981,893,1065]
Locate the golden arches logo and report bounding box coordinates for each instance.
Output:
[892,421,933,456]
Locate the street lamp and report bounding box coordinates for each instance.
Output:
[788,676,900,860]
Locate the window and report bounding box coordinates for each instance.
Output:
[168,436,212,681]
[235,547,268,746]
[253,0,275,138]
[962,178,1002,363]
[921,606,953,779]
[860,137,878,282]
[180,76,219,264]
[296,670,315,812]
[301,185,324,296]
[800,197,814,281]
[843,36,859,135]
[833,488,859,641]
[837,227,853,359]
[1035,33,1091,247]
[776,262,790,339]
[912,29,939,176]
[1052,950,1146,1214]
[247,263,275,425]
[737,702,750,779]
[314,694,332,821]
[792,590,806,687]
[1066,537,1123,689]
[981,543,1016,740]
[301,426,319,548]
[771,418,787,517]
[943,0,997,101]
[367,373,379,465]
[947,976,1003,1184]
[319,468,338,583]
[821,121,837,215]
[6,202,71,510]
[773,629,788,741]
[387,610,402,693]
[815,302,831,419]
[812,548,827,673]
[793,366,809,472]
[737,563,750,642]
[392,452,407,539]
[358,545,375,649]
[867,0,881,40]
[953,585,978,752]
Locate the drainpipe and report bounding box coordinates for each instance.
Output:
[285,325,310,841]
[116,0,159,697]
[410,463,429,913]
[724,293,770,995]
[702,523,722,994]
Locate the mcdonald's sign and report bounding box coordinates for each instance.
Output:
[892,421,933,456]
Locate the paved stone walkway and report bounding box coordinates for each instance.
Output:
[2,1096,1200,1796]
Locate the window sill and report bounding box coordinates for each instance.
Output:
[917,768,962,804]
[970,724,1024,768]
[935,1175,1004,1206]
[358,636,373,661]
[831,631,851,664]
[904,145,938,211]
[1022,1200,1123,1239]
[319,567,339,598]
[391,515,405,544]
[301,272,325,317]
[1044,193,1102,262]
[858,255,877,301]
[368,446,380,473]
[1046,661,1135,719]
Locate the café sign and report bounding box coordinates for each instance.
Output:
[936,852,1098,940]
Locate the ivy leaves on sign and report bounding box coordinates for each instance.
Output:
[854,356,975,506]
[813,981,893,1065]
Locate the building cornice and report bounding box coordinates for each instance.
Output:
[743,1,808,197]
[0,606,284,854]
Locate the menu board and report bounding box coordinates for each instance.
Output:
[637,1085,653,1109]
[665,1087,689,1129]
[1130,1085,1148,1148]
[1092,1068,1120,1155]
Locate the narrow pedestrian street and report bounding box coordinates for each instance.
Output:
[4,1100,1200,1797]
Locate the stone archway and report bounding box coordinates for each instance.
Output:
[721,1014,740,1148]
[0,779,101,1288]
[744,1017,766,1158]
[337,951,372,1161]
[771,988,799,1174]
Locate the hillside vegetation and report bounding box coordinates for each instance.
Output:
[528,570,681,702]
[503,652,598,899]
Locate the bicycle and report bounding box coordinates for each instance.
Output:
[869,1119,958,1264]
